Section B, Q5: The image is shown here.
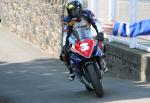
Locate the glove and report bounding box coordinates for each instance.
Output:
[61,44,72,55]
[96,32,104,41]
[59,53,70,63]
[60,45,68,62]
[59,54,64,61]
[61,45,68,54]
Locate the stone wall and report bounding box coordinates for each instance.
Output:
[105,41,150,82]
[0,0,67,57]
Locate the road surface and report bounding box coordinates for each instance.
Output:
[0,27,150,103]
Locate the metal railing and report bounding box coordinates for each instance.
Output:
[91,0,150,52]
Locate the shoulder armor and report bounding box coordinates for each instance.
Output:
[64,16,74,26]
[82,10,94,21]
[64,16,72,23]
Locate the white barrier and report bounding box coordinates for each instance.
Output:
[108,0,150,52]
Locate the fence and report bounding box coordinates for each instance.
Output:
[89,0,150,52]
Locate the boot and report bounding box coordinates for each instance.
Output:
[68,65,75,81]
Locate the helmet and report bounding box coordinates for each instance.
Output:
[66,0,82,19]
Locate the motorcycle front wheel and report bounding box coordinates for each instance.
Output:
[87,64,104,97]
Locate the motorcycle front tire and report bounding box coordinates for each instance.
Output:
[87,64,104,97]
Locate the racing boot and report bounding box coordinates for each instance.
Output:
[68,65,75,81]
[101,58,108,73]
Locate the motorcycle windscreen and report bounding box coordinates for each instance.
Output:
[71,39,96,58]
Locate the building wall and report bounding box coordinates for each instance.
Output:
[105,41,150,82]
[0,0,67,57]
[87,0,150,22]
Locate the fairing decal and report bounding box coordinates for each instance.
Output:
[71,39,96,58]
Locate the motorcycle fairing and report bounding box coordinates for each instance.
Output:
[71,39,96,58]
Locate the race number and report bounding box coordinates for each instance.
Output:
[80,43,89,51]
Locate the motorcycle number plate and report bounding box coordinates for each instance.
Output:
[72,39,96,58]
[80,43,89,51]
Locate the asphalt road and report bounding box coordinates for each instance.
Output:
[0,27,150,103]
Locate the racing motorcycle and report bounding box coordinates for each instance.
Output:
[68,36,104,97]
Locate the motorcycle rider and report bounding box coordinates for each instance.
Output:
[60,0,106,81]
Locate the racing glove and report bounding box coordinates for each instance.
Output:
[61,45,70,54]
[96,32,104,41]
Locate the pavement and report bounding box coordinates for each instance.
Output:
[0,26,150,103]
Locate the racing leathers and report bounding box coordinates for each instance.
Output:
[62,10,103,53]
[61,10,106,80]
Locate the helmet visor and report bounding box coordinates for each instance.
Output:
[70,7,80,18]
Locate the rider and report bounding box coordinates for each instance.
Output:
[60,0,106,81]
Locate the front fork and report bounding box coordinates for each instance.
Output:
[79,61,102,89]
[93,59,103,79]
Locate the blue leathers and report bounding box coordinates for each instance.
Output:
[113,20,150,37]
[62,10,103,48]
[60,9,107,81]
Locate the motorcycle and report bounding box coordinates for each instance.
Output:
[68,37,104,97]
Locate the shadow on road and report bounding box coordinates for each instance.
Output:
[0,58,150,103]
